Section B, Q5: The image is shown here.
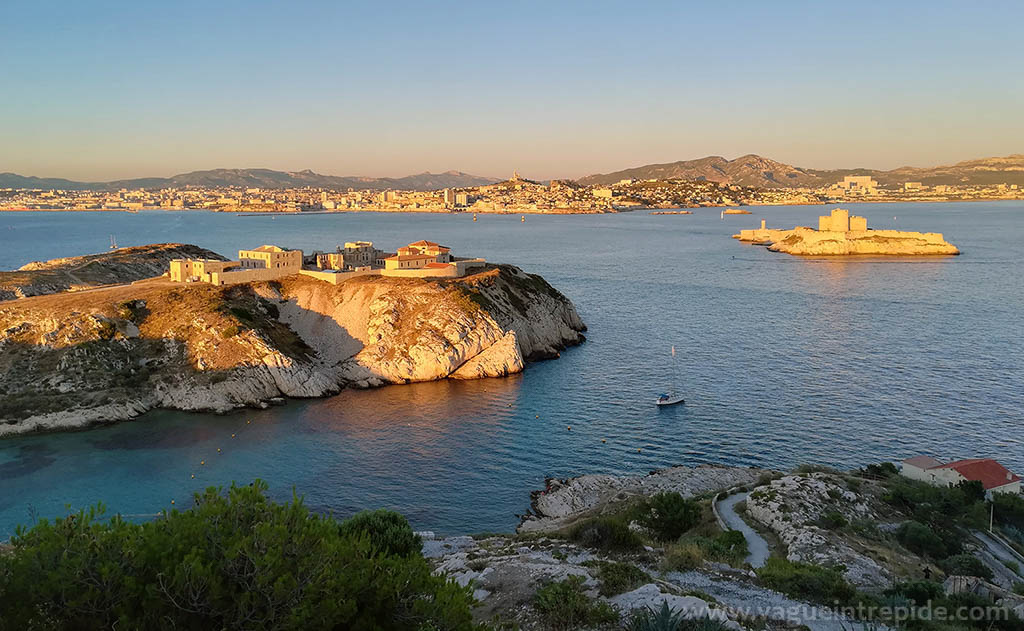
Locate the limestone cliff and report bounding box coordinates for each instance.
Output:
[0,264,585,436]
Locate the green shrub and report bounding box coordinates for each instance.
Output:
[939,553,994,580]
[816,510,848,530]
[1014,582,1024,596]
[1003,560,1020,574]
[583,560,649,596]
[220,324,240,338]
[994,493,1024,530]
[229,306,253,321]
[883,476,987,531]
[0,481,478,630]
[896,520,948,558]
[569,517,643,552]
[533,575,619,630]
[883,579,943,605]
[338,508,422,557]
[756,558,857,605]
[639,492,700,541]
[861,462,899,478]
[628,601,732,631]
[662,541,706,571]
[672,530,749,568]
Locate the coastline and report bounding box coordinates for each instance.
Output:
[4,195,1024,214]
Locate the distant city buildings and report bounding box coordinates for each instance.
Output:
[3,169,1023,214]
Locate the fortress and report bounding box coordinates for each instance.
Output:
[733,208,960,256]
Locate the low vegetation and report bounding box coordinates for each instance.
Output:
[569,516,644,553]
[0,481,485,630]
[582,560,651,596]
[638,492,702,542]
[627,602,731,631]
[533,575,619,630]
[756,557,857,605]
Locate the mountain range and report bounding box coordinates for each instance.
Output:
[578,154,1024,188]
[0,169,499,192]
[4,154,1024,192]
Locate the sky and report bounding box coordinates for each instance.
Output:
[2,0,1023,181]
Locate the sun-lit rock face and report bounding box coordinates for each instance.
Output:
[0,264,585,436]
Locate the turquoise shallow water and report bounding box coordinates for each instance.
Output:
[1,202,1022,536]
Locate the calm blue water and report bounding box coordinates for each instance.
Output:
[1,203,1022,537]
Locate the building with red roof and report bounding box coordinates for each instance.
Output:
[900,456,1021,496]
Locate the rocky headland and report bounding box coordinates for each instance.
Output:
[0,243,226,301]
[0,260,585,436]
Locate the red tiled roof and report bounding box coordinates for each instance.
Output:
[902,456,944,469]
[425,262,451,269]
[934,458,1021,490]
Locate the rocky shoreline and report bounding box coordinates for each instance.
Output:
[423,464,1024,629]
[0,263,586,437]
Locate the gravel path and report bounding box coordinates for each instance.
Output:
[716,491,771,568]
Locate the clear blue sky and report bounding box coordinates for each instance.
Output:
[2,0,1022,180]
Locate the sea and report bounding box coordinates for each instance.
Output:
[0,202,1021,537]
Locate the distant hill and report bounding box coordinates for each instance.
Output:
[578,154,1024,188]
[577,154,821,188]
[0,169,498,192]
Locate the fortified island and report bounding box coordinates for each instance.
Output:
[0,239,586,436]
[734,208,960,256]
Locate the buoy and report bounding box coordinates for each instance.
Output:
[190,474,195,479]
[231,433,236,438]
[200,460,205,465]
[246,420,251,424]
[521,215,525,222]
[567,426,572,431]
[535,415,539,418]
[171,500,175,505]
[217,448,221,453]
[638,448,642,452]
[602,439,606,443]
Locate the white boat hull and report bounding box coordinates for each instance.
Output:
[656,396,685,406]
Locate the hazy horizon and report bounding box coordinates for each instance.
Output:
[3,0,1022,181]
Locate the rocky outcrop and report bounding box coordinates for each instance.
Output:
[421,533,741,630]
[744,473,894,588]
[734,226,960,256]
[0,264,585,436]
[519,465,773,533]
[0,243,225,301]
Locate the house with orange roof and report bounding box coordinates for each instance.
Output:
[900,456,1021,497]
[382,240,484,278]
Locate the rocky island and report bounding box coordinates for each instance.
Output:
[734,208,960,256]
[0,244,585,436]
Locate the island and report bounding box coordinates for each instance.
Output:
[734,208,960,255]
[0,240,586,436]
[721,208,752,215]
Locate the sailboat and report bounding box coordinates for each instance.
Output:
[109,235,118,250]
[655,345,685,406]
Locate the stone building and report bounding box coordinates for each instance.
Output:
[818,207,868,232]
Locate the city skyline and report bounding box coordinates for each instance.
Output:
[3,0,1023,181]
